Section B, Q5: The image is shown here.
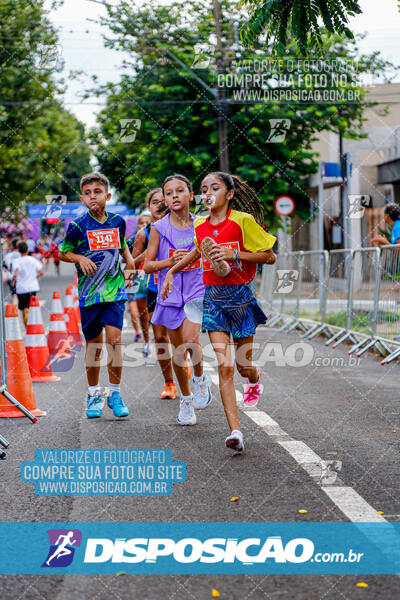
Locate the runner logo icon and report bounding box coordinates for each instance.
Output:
[42,529,82,567]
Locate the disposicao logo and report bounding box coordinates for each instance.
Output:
[83,536,315,564]
[42,529,82,567]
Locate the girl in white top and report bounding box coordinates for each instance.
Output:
[11,241,43,327]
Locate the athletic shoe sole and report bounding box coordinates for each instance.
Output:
[177,417,197,425]
[201,237,231,278]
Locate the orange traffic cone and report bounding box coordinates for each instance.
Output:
[0,304,46,417]
[25,296,60,382]
[64,284,82,346]
[48,291,73,361]
[73,275,80,323]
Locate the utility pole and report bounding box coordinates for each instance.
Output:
[213,0,229,172]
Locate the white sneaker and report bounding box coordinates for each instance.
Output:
[177,395,197,425]
[192,373,212,409]
[142,342,151,358]
[225,429,244,452]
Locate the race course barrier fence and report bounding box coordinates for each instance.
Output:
[260,246,400,363]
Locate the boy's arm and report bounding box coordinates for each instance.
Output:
[59,251,97,276]
[118,217,136,273]
[59,221,98,276]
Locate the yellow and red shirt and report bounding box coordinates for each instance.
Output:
[193,209,276,286]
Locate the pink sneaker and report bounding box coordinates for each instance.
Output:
[243,369,262,406]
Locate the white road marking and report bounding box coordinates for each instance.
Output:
[322,487,386,523]
[205,360,386,523]
[245,410,287,438]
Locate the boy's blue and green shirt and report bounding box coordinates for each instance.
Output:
[60,211,128,307]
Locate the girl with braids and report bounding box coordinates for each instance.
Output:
[144,174,212,426]
[161,172,276,452]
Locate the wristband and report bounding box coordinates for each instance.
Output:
[233,249,241,270]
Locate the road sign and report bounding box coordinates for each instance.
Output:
[274,196,295,217]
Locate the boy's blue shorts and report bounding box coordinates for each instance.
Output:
[80,301,125,341]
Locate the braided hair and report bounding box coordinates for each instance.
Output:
[208,172,264,226]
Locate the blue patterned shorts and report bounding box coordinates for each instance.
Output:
[202,284,267,338]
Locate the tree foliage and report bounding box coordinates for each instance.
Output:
[239,0,362,56]
[0,0,92,213]
[91,0,393,229]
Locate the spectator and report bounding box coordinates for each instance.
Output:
[11,241,43,328]
[26,237,36,255]
[371,204,400,246]
[4,238,21,303]
[51,240,61,276]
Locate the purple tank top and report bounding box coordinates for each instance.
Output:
[153,213,204,308]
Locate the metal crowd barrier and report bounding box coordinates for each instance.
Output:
[377,245,400,363]
[259,246,400,363]
[264,251,332,336]
[347,248,390,357]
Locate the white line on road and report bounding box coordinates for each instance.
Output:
[205,361,386,523]
[322,487,386,522]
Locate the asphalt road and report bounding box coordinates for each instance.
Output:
[0,262,398,599]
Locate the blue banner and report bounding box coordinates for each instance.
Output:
[0,522,399,574]
[27,203,136,219]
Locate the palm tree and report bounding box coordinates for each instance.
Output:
[240,0,362,55]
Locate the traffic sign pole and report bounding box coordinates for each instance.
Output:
[283,216,288,270]
[274,195,295,267]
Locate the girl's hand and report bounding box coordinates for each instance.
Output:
[208,245,235,262]
[170,249,188,265]
[161,271,174,300]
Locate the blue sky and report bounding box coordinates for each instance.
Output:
[49,0,400,128]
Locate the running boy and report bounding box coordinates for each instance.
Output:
[162,172,276,451]
[59,172,135,419]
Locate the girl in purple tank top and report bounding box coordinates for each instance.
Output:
[144,174,212,425]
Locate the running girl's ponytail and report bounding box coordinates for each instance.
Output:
[210,172,264,226]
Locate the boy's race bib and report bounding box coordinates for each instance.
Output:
[168,248,201,271]
[202,241,240,272]
[87,228,121,251]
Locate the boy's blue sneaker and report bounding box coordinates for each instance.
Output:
[107,391,129,418]
[86,389,103,419]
